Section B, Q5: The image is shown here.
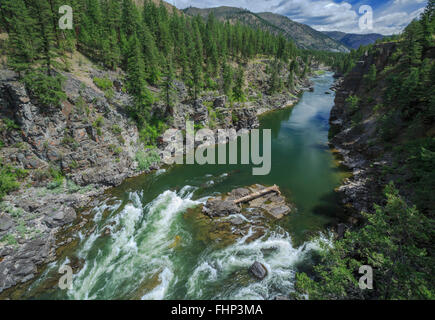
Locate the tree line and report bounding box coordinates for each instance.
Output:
[0,0,342,128]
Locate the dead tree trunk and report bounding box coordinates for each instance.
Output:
[233,185,281,205]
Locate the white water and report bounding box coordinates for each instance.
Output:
[61,186,331,300]
[67,187,202,300]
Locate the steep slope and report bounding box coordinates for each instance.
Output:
[183,6,349,52]
[295,5,434,299]
[323,31,385,49]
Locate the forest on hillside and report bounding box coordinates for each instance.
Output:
[296,1,435,300]
[0,0,341,131]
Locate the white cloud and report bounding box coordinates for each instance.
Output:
[173,0,428,35]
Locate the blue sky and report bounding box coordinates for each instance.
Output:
[171,0,428,35]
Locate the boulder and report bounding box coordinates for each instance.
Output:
[203,199,241,217]
[232,108,259,130]
[213,96,227,109]
[337,223,347,239]
[44,207,76,227]
[0,214,14,231]
[192,99,208,125]
[249,261,268,280]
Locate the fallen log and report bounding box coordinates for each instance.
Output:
[233,185,281,205]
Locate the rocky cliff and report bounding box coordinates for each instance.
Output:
[329,42,402,221]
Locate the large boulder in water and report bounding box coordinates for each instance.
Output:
[249,261,268,280]
[203,184,293,219]
[203,199,241,217]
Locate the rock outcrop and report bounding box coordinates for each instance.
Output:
[329,43,398,222]
[203,184,293,220]
[0,67,145,293]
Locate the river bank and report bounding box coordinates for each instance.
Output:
[1,72,347,300]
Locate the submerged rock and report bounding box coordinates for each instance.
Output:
[249,261,268,280]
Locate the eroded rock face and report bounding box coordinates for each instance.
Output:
[232,108,259,130]
[0,68,144,294]
[0,236,55,292]
[329,43,398,220]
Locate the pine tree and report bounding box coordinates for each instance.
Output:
[365,64,377,87]
[139,22,160,84]
[161,55,176,117]
[102,29,121,70]
[402,20,424,67]
[296,184,434,300]
[126,33,153,124]
[232,67,245,102]
[222,63,233,97]
[121,0,141,37]
[31,0,59,75]
[287,70,295,91]
[3,0,37,76]
[420,0,435,50]
[187,21,204,100]
[269,60,282,94]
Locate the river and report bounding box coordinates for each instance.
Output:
[12,72,348,300]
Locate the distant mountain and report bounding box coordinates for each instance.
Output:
[323,31,385,49]
[134,0,180,13]
[183,6,349,53]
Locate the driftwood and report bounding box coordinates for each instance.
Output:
[233,185,281,205]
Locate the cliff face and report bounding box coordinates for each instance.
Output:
[0,67,145,293]
[329,43,398,218]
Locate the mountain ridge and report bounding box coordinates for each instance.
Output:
[323,31,385,49]
[183,6,350,53]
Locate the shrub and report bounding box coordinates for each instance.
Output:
[139,121,167,146]
[232,112,239,124]
[2,118,20,131]
[93,116,104,128]
[93,77,113,91]
[0,164,21,201]
[111,125,122,135]
[61,133,79,150]
[346,95,360,113]
[135,149,161,171]
[1,234,17,246]
[23,72,67,108]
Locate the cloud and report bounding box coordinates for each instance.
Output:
[172,0,428,35]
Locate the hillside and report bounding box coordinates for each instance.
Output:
[323,31,385,49]
[296,3,435,299]
[183,6,349,53]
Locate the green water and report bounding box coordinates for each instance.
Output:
[12,72,348,300]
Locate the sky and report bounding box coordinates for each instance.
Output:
[169,0,428,35]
